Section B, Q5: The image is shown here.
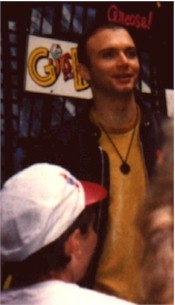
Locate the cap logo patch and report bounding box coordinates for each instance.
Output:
[60,173,80,189]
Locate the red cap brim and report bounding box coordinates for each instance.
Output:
[80,181,108,206]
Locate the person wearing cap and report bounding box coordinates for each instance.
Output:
[1,163,134,305]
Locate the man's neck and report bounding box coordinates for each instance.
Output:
[92,92,138,133]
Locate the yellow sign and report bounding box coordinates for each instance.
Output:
[25,35,92,99]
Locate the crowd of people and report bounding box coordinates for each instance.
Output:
[1,22,173,305]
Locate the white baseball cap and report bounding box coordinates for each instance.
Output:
[1,163,107,262]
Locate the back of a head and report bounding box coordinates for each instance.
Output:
[1,163,107,263]
[1,163,107,290]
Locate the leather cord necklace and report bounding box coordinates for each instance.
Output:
[98,121,137,175]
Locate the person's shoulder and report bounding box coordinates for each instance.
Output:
[136,91,153,113]
[1,280,136,305]
[46,281,136,305]
[136,91,165,124]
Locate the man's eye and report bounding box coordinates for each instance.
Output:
[101,51,116,59]
[125,49,137,59]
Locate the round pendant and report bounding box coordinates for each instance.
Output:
[120,162,130,175]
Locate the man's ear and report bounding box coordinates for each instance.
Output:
[78,63,91,82]
[65,229,82,258]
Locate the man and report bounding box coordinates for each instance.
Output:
[25,23,162,303]
[1,163,134,305]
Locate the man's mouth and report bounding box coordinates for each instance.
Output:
[114,73,132,79]
[113,74,133,83]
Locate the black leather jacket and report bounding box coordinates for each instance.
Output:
[30,97,161,184]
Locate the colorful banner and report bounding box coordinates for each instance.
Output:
[25,35,92,99]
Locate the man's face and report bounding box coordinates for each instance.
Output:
[82,28,140,96]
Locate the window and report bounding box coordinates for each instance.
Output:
[30,7,42,34]
[9,33,16,44]
[10,47,17,57]
[12,103,19,116]
[61,4,72,32]
[30,6,54,35]
[73,6,84,34]
[60,4,96,34]
[42,6,55,34]
[8,21,16,32]
[85,8,96,31]
[10,60,18,71]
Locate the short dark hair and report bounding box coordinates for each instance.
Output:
[77,22,135,67]
[2,204,100,289]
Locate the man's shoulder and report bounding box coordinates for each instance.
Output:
[1,280,135,305]
[136,91,153,112]
[136,91,164,124]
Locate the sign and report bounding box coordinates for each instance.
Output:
[107,5,153,30]
[25,35,92,99]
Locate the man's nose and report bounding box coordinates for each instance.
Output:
[117,52,129,65]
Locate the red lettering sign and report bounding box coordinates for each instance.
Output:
[107,5,153,30]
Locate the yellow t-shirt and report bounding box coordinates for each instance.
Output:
[93,117,148,303]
